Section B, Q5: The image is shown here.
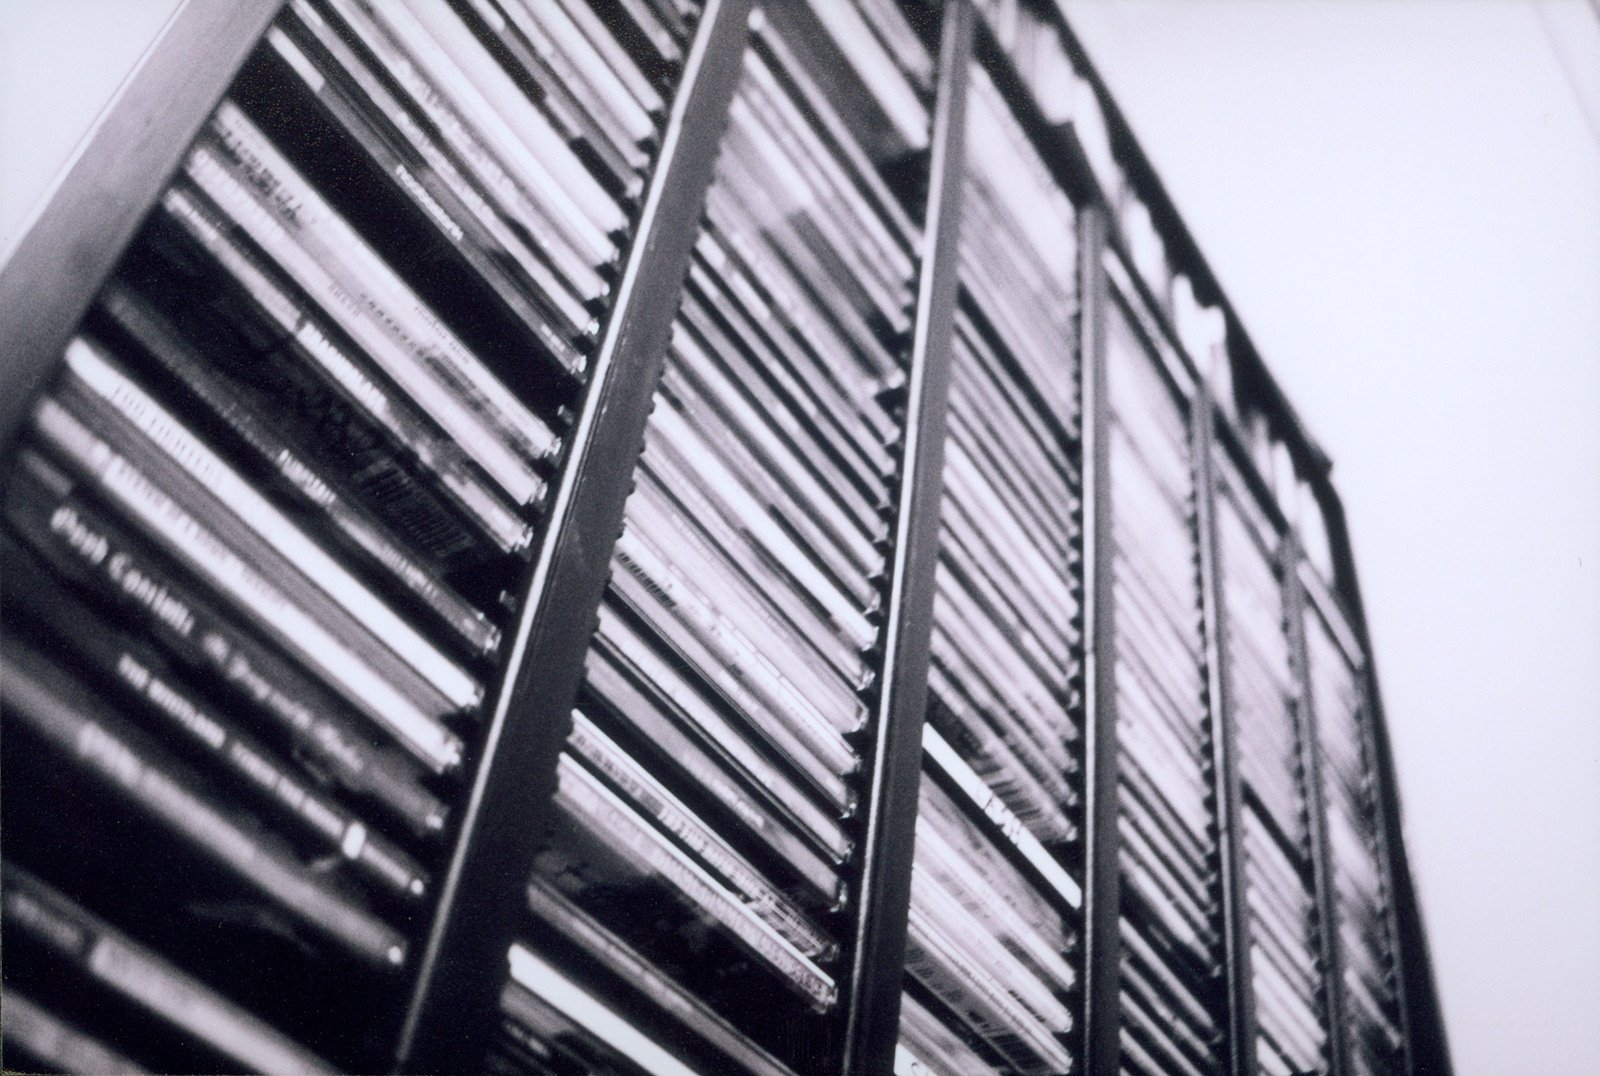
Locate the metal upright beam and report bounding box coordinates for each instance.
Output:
[1281,534,1351,1076]
[1078,202,1123,1076]
[395,3,751,1069]
[838,3,972,1072]
[1193,392,1258,1076]
[1320,496,1442,1074]
[0,0,283,452]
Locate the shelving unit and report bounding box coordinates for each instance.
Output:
[0,1,1448,1073]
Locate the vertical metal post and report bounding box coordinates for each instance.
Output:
[1192,394,1258,1076]
[396,3,751,1069]
[1078,203,1123,1076]
[1281,534,1351,1076]
[1321,499,1423,1074]
[838,2,971,1071]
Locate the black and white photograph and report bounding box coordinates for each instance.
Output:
[1,1,1595,1073]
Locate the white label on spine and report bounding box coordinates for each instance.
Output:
[66,340,480,710]
[34,400,461,774]
[923,724,1083,909]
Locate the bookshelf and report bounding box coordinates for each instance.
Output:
[0,1,1447,1073]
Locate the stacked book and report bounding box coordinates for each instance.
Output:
[1,0,684,1069]
[1215,451,1331,1074]
[500,2,933,1072]
[1302,572,1408,1075]
[897,55,1084,1076]
[1105,295,1227,1076]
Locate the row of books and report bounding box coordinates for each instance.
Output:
[902,777,1079,1076]
[1214,452,1332,1075]
[1,0,686,1069]
[975,9,1395,1072]
[1104,291,1228,1076]
[500,2,934,1072]
[898,54,1086,1076]
[1302,575,1408,1075]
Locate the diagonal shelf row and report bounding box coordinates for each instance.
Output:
[0,1,1437,1073]
[1,0,699,1070]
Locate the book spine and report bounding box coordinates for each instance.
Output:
[1,865,335,1075]
[32,397,465,775]
[98,283,501,658]
[63,338,482,710]
[4,450,448,837]
[567,712,835,961]
[155,185,532,555]
[2,651,410,970]
[555,756,837,1012]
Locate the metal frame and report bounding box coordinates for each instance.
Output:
[1282,533,1353,1076]
[1323,496,1438,1075]
[837,2,973,1072]
[1004,3,1448,1069]
[1192,383,1258,1076]
[394,2,752,1069]
[1077,201,1124,1076]
[0,0,1452,1069]
[0,0,283,453]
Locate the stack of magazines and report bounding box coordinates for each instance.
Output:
[1104,293,1226,1076]
[0,0,682,1069]
[897,58,1083,1076]
[1215,451,1330,1075]
[1302,572,1407,1074]
[499,2,933,1072]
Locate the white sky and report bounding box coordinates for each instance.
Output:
[4,2,1598,1072]
[1062,1,1600,1072]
